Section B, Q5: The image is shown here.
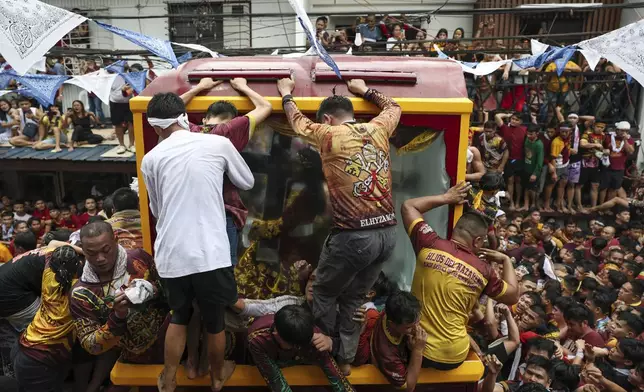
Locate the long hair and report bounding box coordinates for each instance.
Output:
[0,99,10,122]
[49,245,80,294]
[71,100,87,122]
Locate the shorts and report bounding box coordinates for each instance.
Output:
[600,169,625,190]
[162,267,237,334]
[538,164,549,193]
[579,166,601,185]
[504,159,524,179]
[567,162,581,184]
[41,132,68,145]
[109,101,133,126]
[547,165,569,184]
[13,347,69,392]
[522,171,540,190]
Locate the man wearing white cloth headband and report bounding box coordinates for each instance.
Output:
[141,93,254,392]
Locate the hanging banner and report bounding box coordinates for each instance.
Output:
[0,70,17,89]
[531,39,549,56]
[16,73,69,106]
[122,71,147,94]
[578,48,601,71]
[554,46,578,76]
[286,0,341,79]
[95,21,179,68]
[0,0,86,75]
[105,60,127,74]
[578,18,644,86]
[173,42,219,58]
[177,51,193,63]
[65,70,118,105]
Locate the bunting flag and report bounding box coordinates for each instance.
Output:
[173,42,219,58]
[554,46,578,76]
[177,51,193,64]
[0,70,17,89]
[578,18,644,86]
[434,45,511,76]
[287,0,341,79]
[0,0,86,75]
[531,39,549,56]
[578,48,601,71]
[65,70,118,105]
[122,71,147,94]
[16,73,69,106]
[105,60,127,74]
[95,21,179,68]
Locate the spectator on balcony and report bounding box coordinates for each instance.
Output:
[500,45,530,113]
[65,100,104,152]
[9,96,44,148]
[0,98,19,144]
[332,29,351,52]
[543,59,581,115]
[357,14,384,48]
[386,24,405,52]
[33,105,67,152]
[600,121,635,204]
[406,29,430,56]
[521,125,544,212]
[495,112,526,211]
[314,17,331,48]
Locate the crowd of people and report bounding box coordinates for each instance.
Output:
[0,57,147,154]
[0,30,642,392]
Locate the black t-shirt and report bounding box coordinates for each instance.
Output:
[0,252,46,317]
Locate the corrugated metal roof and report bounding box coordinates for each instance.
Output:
[0,145,136,163]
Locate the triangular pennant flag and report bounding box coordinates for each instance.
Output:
[12,87,48,107]
[65,70,118,105]
[177,52,193,64]
[554,46,578,76]
[288,0,341,79]
[531,39,549,56]
[16,73,69,106]
[105,60,127,74]
[0,0,86,75]
[433,44,450,59]
[96,21,179,68]
[172,43,219,58]
[271,49,279,55]
[122,71,147,94]
[578,48,602,71]
[346,47,353,55]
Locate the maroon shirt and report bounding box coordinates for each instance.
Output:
[581,329,605,347]
[539,134,554,165]
[603,135,634,171]
[499,124,527,161]
[189,115,254,229]
[370,312,411,388]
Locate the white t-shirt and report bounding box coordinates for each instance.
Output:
[13,213,31,222]
[19,107,38,132]
[141,129,254,278]
[109,75,131,104]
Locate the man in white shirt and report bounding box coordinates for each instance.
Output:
[9,96,43,147]
[141,92,254,392]
[109,74,135,154]
[13,201,31,223]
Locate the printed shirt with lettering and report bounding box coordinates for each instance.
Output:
[550,136,570,168]
[247,314,355,392]
[283,90,401,230]
[189,114,256,229]
[581,131,605,168]
[407,218,506,364]
[105,210,143,250]
[603,134,634,171]
[370,312,411,388]
[20,258,77,367]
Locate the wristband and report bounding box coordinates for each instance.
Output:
[282,94,294,106]
[363,88,375,101]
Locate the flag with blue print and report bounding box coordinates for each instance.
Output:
[288,0,341,79]
[105,60,127,74]
[16,73,69,106]
[0,70,17,89]
[95,21,179,68]
[554,47,577,76]
[123,71,148,94]
[178,52,193,64]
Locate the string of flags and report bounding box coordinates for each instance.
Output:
[1,0,643,105]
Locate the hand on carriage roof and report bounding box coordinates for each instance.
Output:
[196,77,222,91]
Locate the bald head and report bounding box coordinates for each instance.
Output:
[80,221,114,240]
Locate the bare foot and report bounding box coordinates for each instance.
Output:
[212,360,236,392]
[561,206,570,214]
[339,363,352,376]
[68,146,74,152]
[52,148,61,153]
[579,207,590,214]
[568,207,577,215]
[543,207,554,213]
[185,358,198,380]
[157,369,177,392]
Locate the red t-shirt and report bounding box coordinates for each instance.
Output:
[581,330,605,348]
[539,134,553,165]
[498,124,527,161]
[603,135,634,171]
[77,211,99,227]
[32,208,50,221]
[189,115,255,229]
